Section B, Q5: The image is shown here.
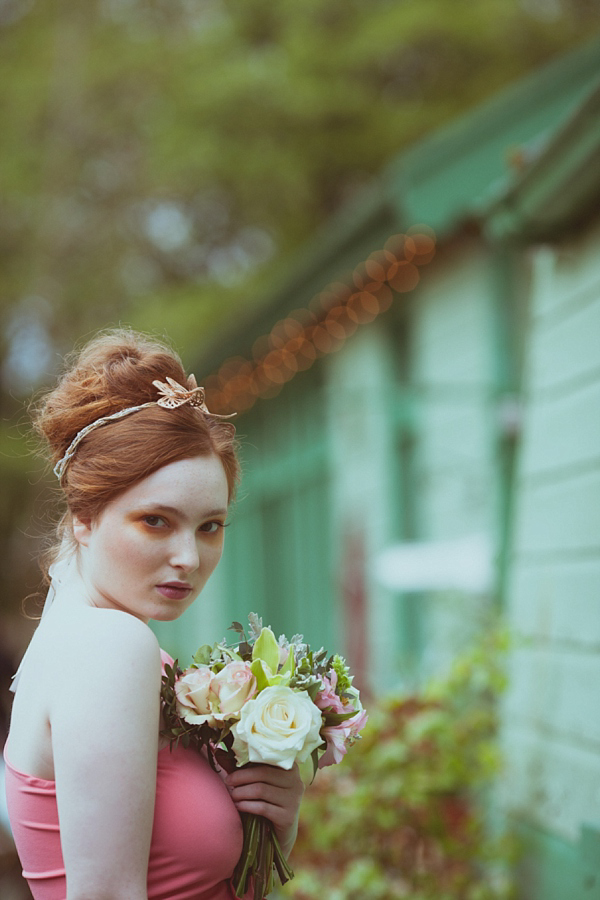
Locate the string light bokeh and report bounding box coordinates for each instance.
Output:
[203,224,436,415]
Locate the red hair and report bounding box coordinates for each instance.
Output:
[34,329,239,536]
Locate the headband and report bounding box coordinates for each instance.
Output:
[53,375,234,484]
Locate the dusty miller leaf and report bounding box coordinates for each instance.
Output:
[247,612,263,640]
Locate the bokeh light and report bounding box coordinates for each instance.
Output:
[204,228,436,413]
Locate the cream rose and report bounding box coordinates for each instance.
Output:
[231,685,324,770]
[211,661,257,716]
[175,666,217,726]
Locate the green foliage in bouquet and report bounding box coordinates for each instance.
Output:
[283,632,516,900]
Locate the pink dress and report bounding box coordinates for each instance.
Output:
[4,651,247,900]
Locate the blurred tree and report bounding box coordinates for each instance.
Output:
[0,0,598,615]
[1,0,599,366]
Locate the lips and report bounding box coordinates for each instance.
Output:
[156,582,193,600]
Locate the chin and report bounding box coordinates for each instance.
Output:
[151,605,188,622]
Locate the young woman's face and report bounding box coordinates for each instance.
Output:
[73,455,229,623]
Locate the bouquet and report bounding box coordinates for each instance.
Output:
[160,613,368,900]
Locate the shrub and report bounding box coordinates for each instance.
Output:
[284,632,516,900]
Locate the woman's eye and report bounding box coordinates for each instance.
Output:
[199,521,223,534]
[144,515,167,528]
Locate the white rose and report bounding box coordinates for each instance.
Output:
[231,685,324,770]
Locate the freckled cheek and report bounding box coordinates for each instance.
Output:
[96,530,157,582]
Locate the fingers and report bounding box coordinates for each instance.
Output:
[224,763,304,838]
[226,779,288,808]
[225,764,303,811]
[226,763,300,789]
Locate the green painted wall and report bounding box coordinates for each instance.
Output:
[499,218,600,871]
[225,367,335,651]
[153,42,600,899]
[401,238,500,680]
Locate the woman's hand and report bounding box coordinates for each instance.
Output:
[225,763,305,858]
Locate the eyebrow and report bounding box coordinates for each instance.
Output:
[134,503,228,518]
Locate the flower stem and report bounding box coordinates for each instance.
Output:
[232,814,295,899]
[272,828,294,885]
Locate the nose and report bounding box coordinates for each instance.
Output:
[170,533,200,574]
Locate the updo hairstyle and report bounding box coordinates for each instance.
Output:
[34,329,239,533]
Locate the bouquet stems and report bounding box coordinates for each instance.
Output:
[233,813,294,900]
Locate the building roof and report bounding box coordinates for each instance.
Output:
[383,35,600,237]
[484,77,600,241]
[197,35,600,373]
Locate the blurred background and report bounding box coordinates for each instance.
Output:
[1,1,600,897]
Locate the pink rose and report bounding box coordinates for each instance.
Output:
[175,666,217,726]
[211,661,257,716]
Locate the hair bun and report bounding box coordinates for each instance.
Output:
[34,328,187,463]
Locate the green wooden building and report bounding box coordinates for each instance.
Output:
[152,36,600,899]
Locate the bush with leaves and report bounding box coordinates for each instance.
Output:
[283,633,516,900]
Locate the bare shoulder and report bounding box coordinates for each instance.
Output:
[47,607,161,698]
[49,608,162,731]
[86,608,160,653]
[66,606,159,657]
[8,607,162,783]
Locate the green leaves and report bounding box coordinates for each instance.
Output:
[289,646,328,700]
[192,645,213,666]
[331,654,352,694]
[322,710,359,727]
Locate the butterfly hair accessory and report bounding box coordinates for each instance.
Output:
[153,374,216,412]
[53,374,235,484]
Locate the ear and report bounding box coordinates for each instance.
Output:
[72,515,93,548]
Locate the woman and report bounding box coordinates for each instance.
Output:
[4,329,304,900]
